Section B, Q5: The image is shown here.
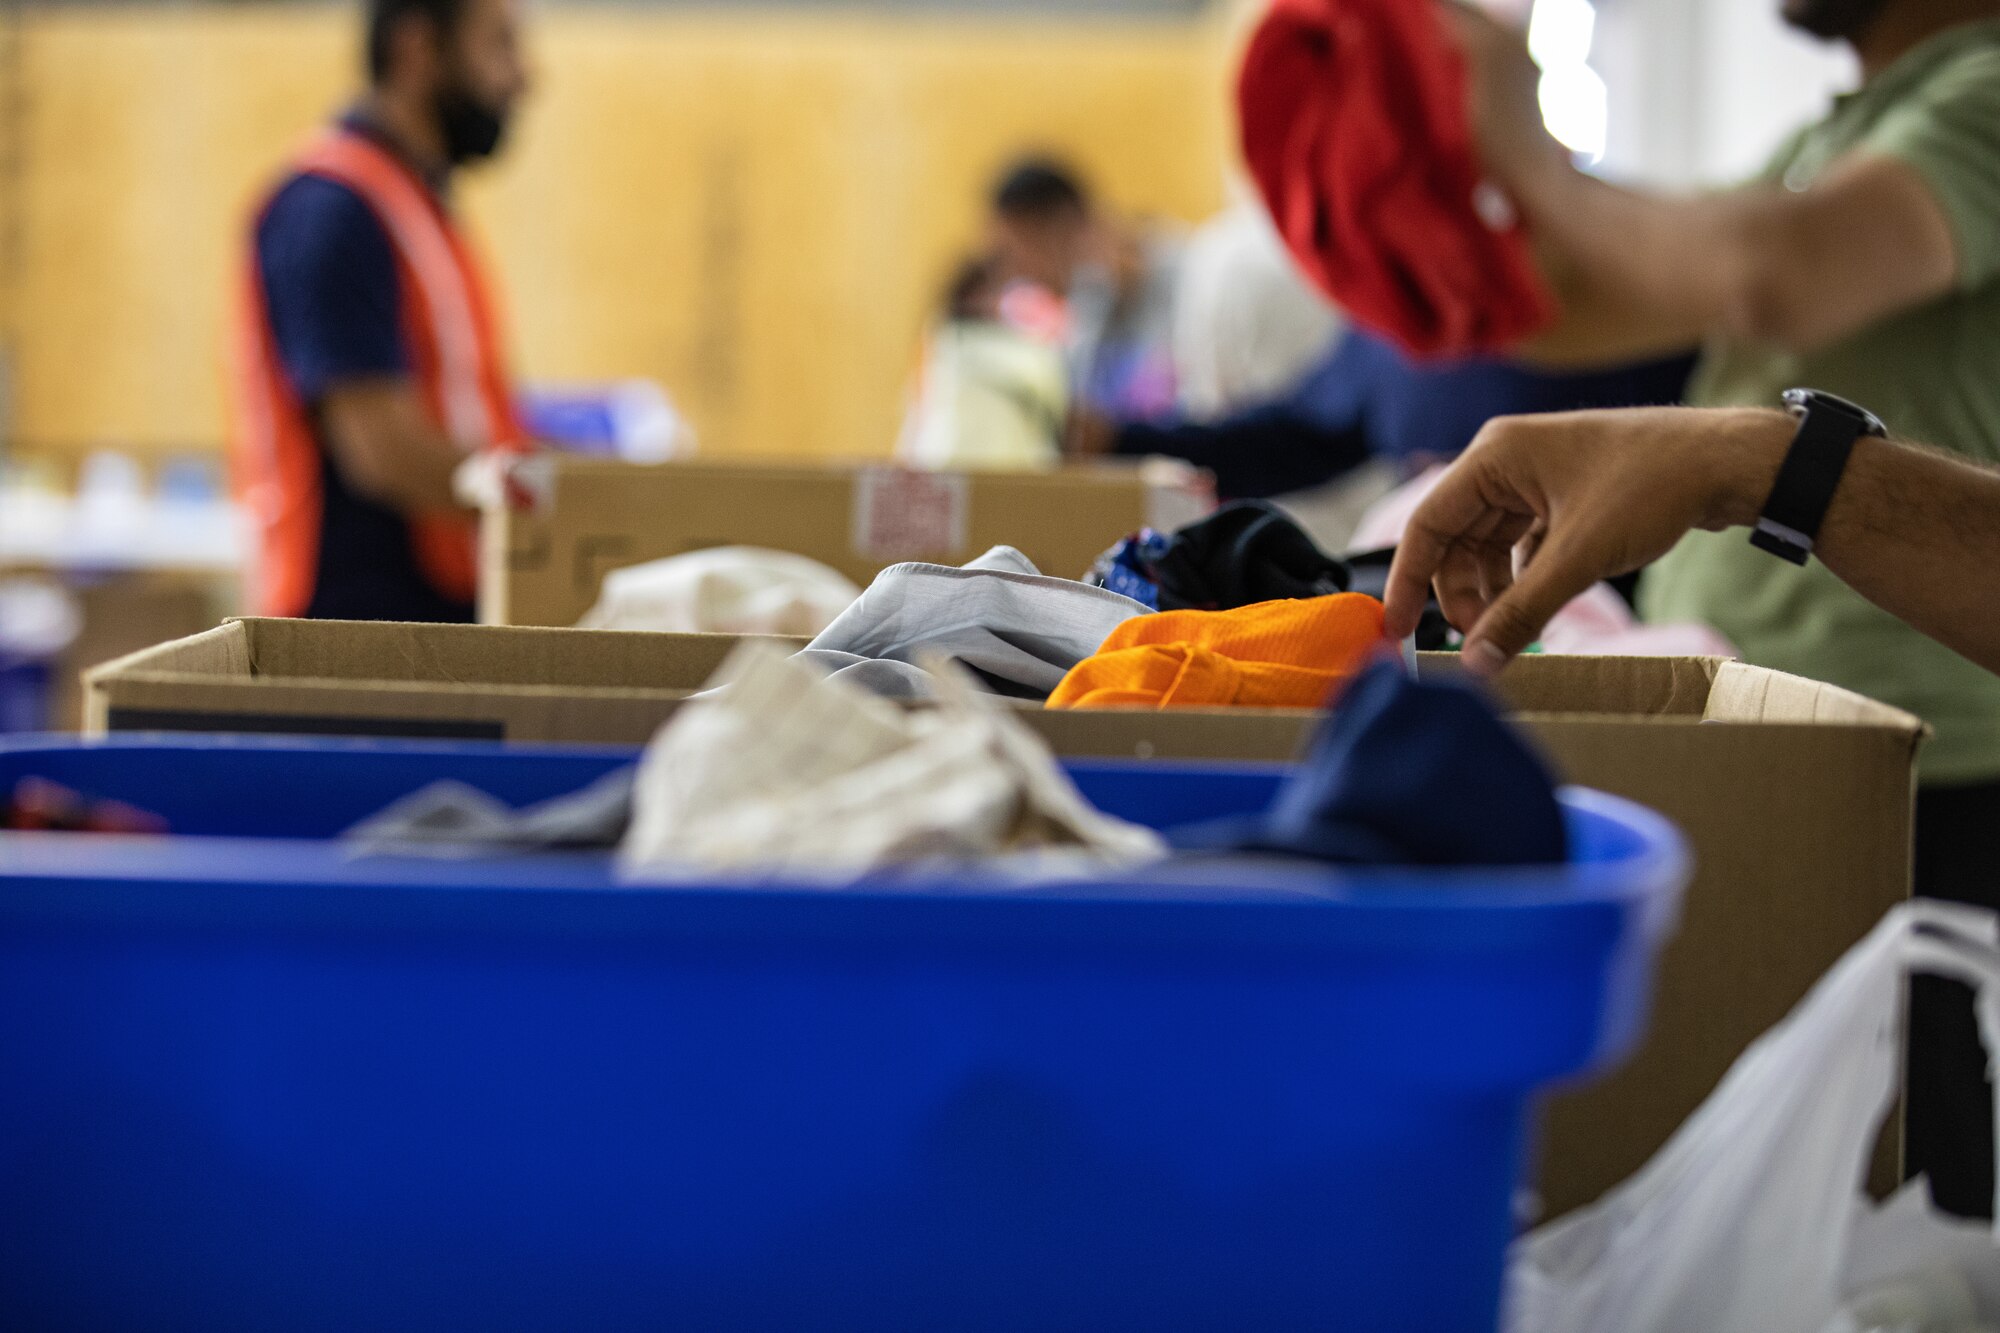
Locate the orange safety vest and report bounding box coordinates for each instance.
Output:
[229,125,527,618]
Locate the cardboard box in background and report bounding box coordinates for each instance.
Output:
[480,457,1213,628]
[41,573,227,731]
[89,623,1924,1215]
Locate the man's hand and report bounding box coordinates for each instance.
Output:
[1383,407,1792,672]
[452,448,556,514]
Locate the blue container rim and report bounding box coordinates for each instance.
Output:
[0,734,1690,926]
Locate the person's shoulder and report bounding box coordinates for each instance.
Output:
[1914,29,2000,96]
[260,171,380,241]
[255,169,394,278]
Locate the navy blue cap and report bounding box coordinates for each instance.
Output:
[1171,657,1568,867]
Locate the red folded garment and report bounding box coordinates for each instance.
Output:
[1238,0,1555,359]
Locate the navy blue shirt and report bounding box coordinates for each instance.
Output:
[1116,329,1696,501]
[254,127,474,623]
[259,175,407,396]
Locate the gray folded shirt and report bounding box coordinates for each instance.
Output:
[795,545,1149,700]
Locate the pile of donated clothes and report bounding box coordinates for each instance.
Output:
[345,643,1569,885]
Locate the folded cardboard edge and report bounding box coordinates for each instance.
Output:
[228,617,806,688]
[1705,659,1928,739]
[82,674,700,742]
[91,672,705,704]
[83,621,248,686]
[1418,651,1723,716]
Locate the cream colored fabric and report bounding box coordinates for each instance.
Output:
[577,546,861,636]
[620,641,1165,883]
[896,322,1067,472]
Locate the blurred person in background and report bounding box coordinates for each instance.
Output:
[1073,322,1694,513]
[230,0,531,623]
[896,256,1068,472]
[1456,0,2000,1215]
[985,157,1183,424]
[1169,197,1345,424]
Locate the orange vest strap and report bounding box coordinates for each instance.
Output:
[227,125,525,617]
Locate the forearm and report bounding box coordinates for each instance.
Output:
[1512,168,1768,366]
[1512,152,1956,369]
[1698,412,2000,673]
[320,381,474,515]
[367,434,465,514]
[1809,436,2000,675]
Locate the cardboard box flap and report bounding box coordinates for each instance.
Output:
[234,618,802,689]
[1422,652,1722,717]
[1705,660,1927,735]
[84,621,250,686]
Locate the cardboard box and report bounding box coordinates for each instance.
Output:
[88,622,1923,1216]
[480,457,1212,628]
[86,618,795,744]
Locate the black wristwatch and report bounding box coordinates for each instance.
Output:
[1748,389,1888,566]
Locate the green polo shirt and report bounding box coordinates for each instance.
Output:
[1641,19,2000,783]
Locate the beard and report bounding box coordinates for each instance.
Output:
[1782,0,1893,41]
[433,78,510,164]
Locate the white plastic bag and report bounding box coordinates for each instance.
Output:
[1826,1181,2000,1333]
[1507,900,2000,1333]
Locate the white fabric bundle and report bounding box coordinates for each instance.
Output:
[619,640,1165,883]
[577,546,861,637]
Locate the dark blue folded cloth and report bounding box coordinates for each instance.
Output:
[1086,500,1351,613]
[1171,657,1567,867]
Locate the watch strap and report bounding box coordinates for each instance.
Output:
[1749,395,1880,565]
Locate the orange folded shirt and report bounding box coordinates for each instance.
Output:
[1046,594,1387,710]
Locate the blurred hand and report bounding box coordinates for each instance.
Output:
[453,448,555,514]
[1440,1,1568,194]
[1065,407,1120,458]
[1382,407,1791,673]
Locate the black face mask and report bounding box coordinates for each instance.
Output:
[434,81,508,164]
[1783,0,1892,41]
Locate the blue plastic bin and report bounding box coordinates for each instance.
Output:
[0,655,51,732]
[0,736,1685,1333]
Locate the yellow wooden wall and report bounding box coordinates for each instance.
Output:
[5,4,1236,462]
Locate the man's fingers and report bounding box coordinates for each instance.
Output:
[1382,459,1518,638]
[1476,541,1516,607]
[1383,518,1458,639]
[1460,535,1598,675]
[1433,547,1493,635]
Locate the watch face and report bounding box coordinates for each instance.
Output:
[1783,388,1888,436]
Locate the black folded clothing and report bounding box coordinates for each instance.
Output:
[1151,500,1351,611]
